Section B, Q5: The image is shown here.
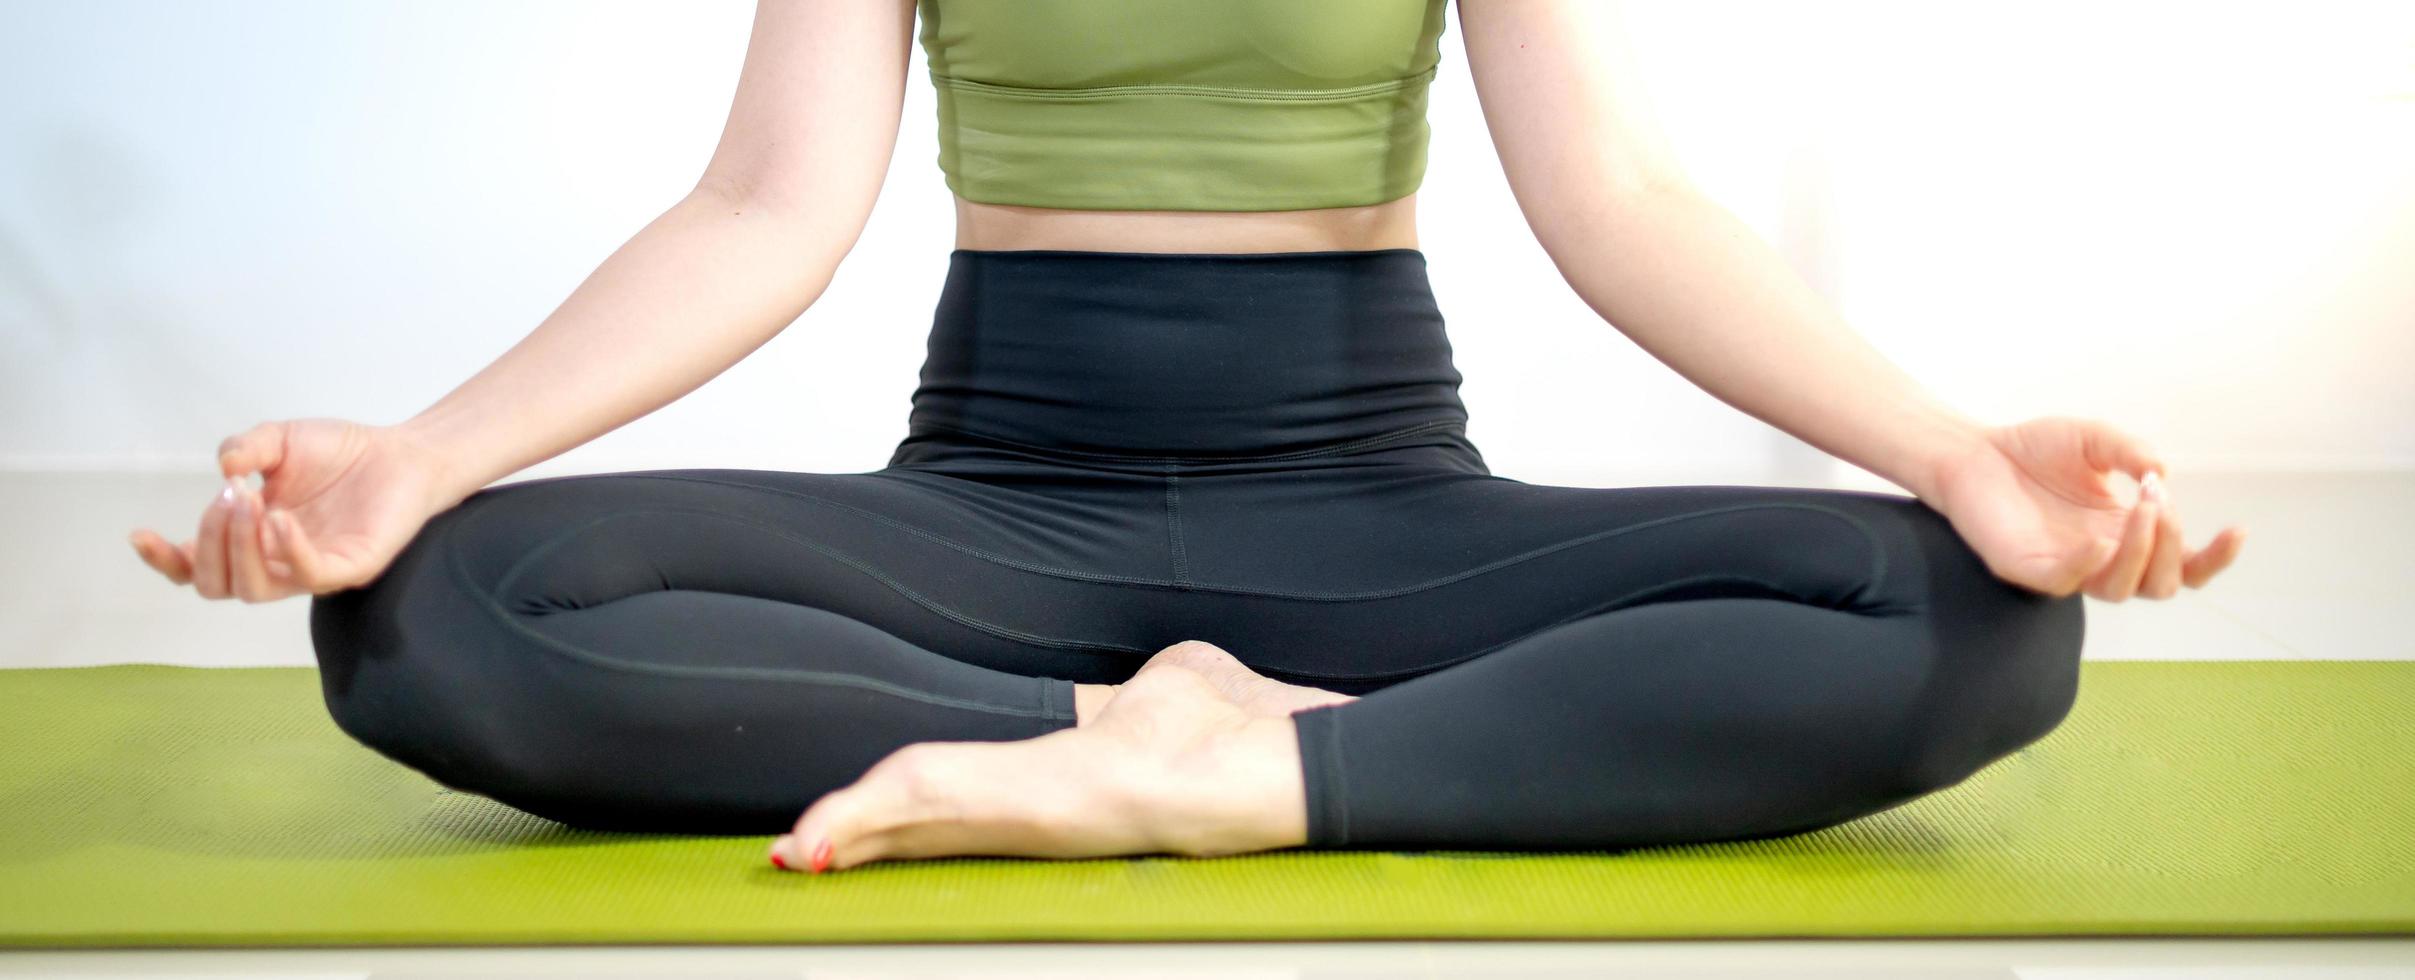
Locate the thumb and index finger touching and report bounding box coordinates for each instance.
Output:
[129,422,287,582]
[217,421,291,485]
[211,421,349,592]
[2069,417,2249,592]
[2076,417,2167,494]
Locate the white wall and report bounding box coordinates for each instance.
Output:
[4,0,2410,491]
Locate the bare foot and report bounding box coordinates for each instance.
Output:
[769,653,1309,873]
[1137,639,1359,718]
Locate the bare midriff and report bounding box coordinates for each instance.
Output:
[950,193,1419,255]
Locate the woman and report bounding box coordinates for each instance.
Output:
[129,0,2243,875]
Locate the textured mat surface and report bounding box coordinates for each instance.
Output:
[1,661,2409,946]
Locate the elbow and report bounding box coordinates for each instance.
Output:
[689,170,820,224]
[689,154,878,231]
[686,171,869,267]
[1523,166,1705,253]
[1592,159,1701,204]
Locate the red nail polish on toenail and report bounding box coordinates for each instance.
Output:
[809,839,832,874]
[769,850,788,870]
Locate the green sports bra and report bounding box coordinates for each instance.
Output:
[916,0,1451,212]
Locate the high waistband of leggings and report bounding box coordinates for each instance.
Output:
[899,248,1472,460]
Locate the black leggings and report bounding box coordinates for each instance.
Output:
[309,248,2085,850]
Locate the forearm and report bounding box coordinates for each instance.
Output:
[1535,184,1986,502]
[397,187,854,509]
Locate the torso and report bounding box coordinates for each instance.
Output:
[950,193,1420,254]
[919,0,1446,254]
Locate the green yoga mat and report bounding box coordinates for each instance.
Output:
[2,661,2409,947]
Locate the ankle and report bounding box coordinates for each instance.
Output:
[1161,714,1310,855]
[1073,682,1119,727]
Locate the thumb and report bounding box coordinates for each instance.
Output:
[217,421,290,481]
[2078,417,2166,483]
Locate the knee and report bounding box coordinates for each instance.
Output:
[1846,501,2087,793]
[2007,590,2087,738]
[1886,591,2087,800]
[1892,496,2086,711]
[312,591,594,823]
[305,501,533,800]
[305,521,441,747]
[1957,573,2089,755]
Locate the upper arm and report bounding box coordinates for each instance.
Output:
[1456,0,1695,243]
[692,0,917,229]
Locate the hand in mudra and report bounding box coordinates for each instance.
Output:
[1926,416,2246,600]
[128,419,460,601]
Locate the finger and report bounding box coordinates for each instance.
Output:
[128,529,195,585]
[2137,502,2188,600]
[227,485,281,602]
[2079,418,2167,483]
[259,510,296,583]
[218,422,290,481]
[2183,525,2247,589]
[2085,496,2158,602]
[128,529,175,582]
[192,480,239,599]
[266,509,324,592]
[2043,535,2118,598]
[248,493,301,593]
[268,508,354,593]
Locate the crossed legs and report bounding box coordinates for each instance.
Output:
[307,465,2084,866]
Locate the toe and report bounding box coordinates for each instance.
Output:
[790,741,988,872]
[786,783,885,873]
[1147,639,1241,678]
[1138,640,1357,718]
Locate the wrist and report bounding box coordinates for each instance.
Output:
[386,416,484,515]
[1902,417,1994,507]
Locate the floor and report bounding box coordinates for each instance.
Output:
[3,468,2409,975]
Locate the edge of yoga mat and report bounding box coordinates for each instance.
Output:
[1,660,2410,947]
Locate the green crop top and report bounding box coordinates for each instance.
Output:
[916,0,1451,212]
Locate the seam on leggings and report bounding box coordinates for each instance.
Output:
[1296,707,1352,846]
[449,504,1160,706]
[470,498,1783,686]
[441,585,1076,723]
[1163,464,1191,586]
[1327,713,1351,844]
[496,504,1157,655]
[1248,568,1878,683]
[486,492,1141,657]
[618,473,1891,605]
[902,417,1467,464]
[1039,676,1073,723]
